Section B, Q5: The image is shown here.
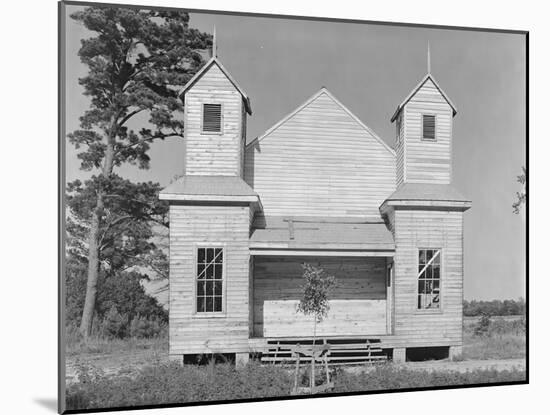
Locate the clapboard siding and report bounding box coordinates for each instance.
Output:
[388,209,464,347]
[169,204,251,355]
[403,79,453,184]
[252,256,387,337]
[245,91,395,218]
[184,63,244,176]
[395,111,405,186]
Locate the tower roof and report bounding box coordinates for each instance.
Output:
[179,57,252,114]
[390,73,457,122]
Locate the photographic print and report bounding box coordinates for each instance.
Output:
[59,1,527,412]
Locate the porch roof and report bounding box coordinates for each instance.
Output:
[380,183,472,213]
[159,175,260,204]
[250,216,394,253]
[385,183,469,202]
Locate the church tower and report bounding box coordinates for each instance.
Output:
[391,56,457,186]
[179,37,252,177]
[160,36,259,366]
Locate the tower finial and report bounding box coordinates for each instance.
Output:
[212,26,217,58]
[427,42,431,74]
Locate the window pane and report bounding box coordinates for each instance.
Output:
[197,281,205,296]
[214,281,222,296]
[206,297,214,312]
[418,265,424,275]
[433,251,440,264]
[197,264,205,279]
[197,297,205,313]
[418,295,423,309]
[198,248,206,263]
[433,267,440,280]
[425,280,433,293]
[214,264,222,279]
[426,296,433,308]
[418,280,426,294]
[214,297,222,312]
[206,248,214,263]
[425,266,432,280]
[206,263,215,279]
[426,249,433,262]
[208,281,214,295]
[419,250,426,265]
[215,249,223,263]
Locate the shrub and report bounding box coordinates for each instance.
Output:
[100,306,128,339]
[129,316,166,339]
[474,314,491,336]
[65,260,168,336]
[463,299,525,317]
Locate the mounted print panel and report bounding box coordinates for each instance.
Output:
[59,1,527,413]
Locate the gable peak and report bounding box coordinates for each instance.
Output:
[391,73,457,122]
[247,87,394,156]
[179,57,252,115]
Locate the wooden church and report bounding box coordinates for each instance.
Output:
[159,42,471,366]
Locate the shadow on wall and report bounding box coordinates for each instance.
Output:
[244,140,258,188]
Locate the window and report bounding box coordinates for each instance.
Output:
[196,247,224,313]
[202,103,222,133]
[417,249,441,309]
[422,114,436,140]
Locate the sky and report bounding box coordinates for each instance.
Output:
[64,5,526,300]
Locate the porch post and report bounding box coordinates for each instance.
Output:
[393,348,406,363]
[386,259,394,335]
[248,256,254,338]
[236,352,250,368]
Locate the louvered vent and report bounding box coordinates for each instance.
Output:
[202,103,222,133]
[422,114,436,140]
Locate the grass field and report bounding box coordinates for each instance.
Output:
[461,315,526,360]
[66,361,525,411]
[65,315,526,410]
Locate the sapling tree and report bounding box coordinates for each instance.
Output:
[296,263,336,390]
[67,6,212,338]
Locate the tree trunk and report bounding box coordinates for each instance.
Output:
[79,199,102,338]
[311,317,317,390]
[78,120,117,339]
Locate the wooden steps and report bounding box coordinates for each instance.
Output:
[260,337,387,366]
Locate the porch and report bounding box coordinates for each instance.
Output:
[248,216,395,342]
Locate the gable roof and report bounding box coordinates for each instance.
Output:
[179,57,252,115]
[390,73,457,122]
[246,87,395,155]
[159,175,259,203]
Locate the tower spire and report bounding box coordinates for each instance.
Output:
[212,26,217,58]
[427,42,431,74]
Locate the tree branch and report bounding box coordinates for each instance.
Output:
[113,131,183,156]
[117,108,144,129]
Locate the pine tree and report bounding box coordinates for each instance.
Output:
[67,6,211,338]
